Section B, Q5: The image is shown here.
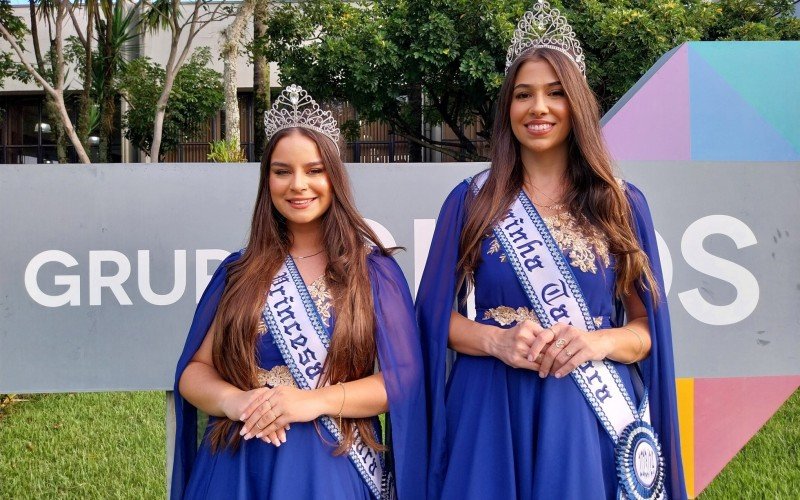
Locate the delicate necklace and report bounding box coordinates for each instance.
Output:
[291,249,325,260]
[531,200,564,210]
[524,180,565,211]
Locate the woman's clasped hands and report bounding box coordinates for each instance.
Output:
[490,320,614,379]
[222,385,322,447]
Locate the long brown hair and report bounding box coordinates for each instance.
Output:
[458,48,659,303]
[208,127,389,454]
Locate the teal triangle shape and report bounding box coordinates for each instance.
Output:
[689,42,800,152]
[689,45,800,161]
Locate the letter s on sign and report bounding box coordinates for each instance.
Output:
[678,215,759,326]
[25,250,81,307]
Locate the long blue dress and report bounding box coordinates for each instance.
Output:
[172,250,428,500]
[417,178,686,500]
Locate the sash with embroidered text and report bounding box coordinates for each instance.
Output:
[470,172,665,500]
[262,255,392,499]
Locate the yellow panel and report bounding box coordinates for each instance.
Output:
[676,378,695,498]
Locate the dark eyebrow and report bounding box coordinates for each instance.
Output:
[269,160,324,168]
[513,81,562,89]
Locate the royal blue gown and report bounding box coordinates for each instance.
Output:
[172,251,428,500]
[417,178,686,500]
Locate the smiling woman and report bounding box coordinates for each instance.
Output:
[171,86,428,500]
[417,2,686,499]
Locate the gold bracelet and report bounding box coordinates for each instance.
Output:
[621,326,644,363]
[336,382,346,429]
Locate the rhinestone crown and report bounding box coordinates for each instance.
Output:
[264,84,341,151]
[505,0,586,76]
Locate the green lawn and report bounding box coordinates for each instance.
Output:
[0,392,166,499]
[1,389,798,498]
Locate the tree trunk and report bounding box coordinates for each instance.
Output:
[221,0,255,149]
[54,93,90,163]
[253,0,270,160]
[150,90,171,162]
[408,82,422,162]
[77,2,94,151]
[98,3,116,163]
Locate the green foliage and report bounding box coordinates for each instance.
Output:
[258,0,800,159]
[65,1,141,100]
[0,0,34,88]
[208,138,247,162]
[260,0,522,159]
[118,47,223,160]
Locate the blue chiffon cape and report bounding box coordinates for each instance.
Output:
[416,178,686,499]
[172,250,428,499]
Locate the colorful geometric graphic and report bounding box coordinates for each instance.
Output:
[604,42,800,162]
[602,42,800,497]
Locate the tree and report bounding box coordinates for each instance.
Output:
[261,0,518,161]
[252,0,271,159]
[0,0,91,163]
[220,0,255,154]
[140,0,231,162]
[260,0,800,161]
[118,47,223,160]
[95,0,141,162]
[66,1,143,162]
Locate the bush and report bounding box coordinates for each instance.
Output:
[207,138,247,163]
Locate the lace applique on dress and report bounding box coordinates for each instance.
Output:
[486,237,507,262]
[483,306,541,326]
[483,306,605,329]
[545,212,610,274]
[485,213,609,273]
[307,275,332,328]
[256,275,332,334]
[257,365,297,388]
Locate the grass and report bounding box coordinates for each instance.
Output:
[0,392,166,499]
[0,389,798,498]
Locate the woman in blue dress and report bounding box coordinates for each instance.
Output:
[417,3,685,499]
[172,85,427,499]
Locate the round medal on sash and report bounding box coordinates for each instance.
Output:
[616,421,665,499]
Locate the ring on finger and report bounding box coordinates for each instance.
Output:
[555,337,566,349]
[256,422,264,430]
[565,349,574,357]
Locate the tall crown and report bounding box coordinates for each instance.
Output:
[505,0,586,76]
[264,84,341,151]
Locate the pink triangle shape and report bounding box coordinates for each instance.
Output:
[693,375,800,494]
[603,44,690,161]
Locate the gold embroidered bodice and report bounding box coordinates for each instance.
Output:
[483,209,613,329]
[482,305,605,329]
[487,211,610,274]
[254,275,332,388]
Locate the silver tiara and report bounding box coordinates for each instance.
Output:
[264,84,341,151]
[505,0,586,76]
